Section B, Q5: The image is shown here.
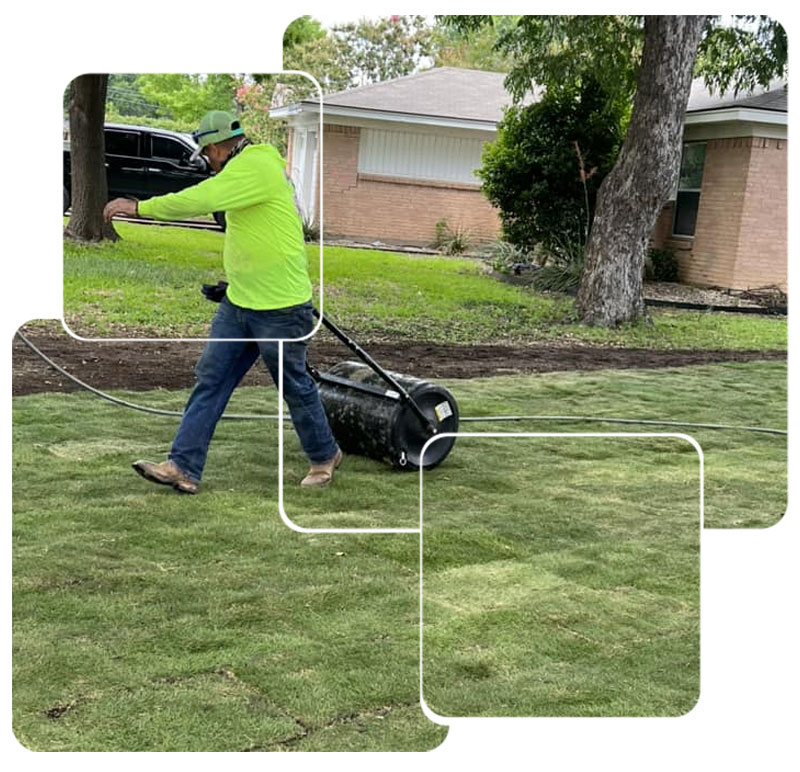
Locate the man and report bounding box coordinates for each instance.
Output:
[103,110,341,493]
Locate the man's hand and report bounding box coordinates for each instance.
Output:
[201,281,228,303]
[103,198,139,223]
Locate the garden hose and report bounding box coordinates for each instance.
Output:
[459,415,786,435]
[14,330,787,437]
[14,331,280,421]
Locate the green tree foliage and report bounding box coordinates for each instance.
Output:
[277,16,356,95]
[106,74,159,118]
[234,79,281,148]
[283,36,352,94]
[696,16,788,93]
[441,15,787,104]
[492,15,645,105]
[431,15,519,71]
[136,74,238,125]
[480,80,627,255]
[234,74,320,154]
[281,15,436,94]
[332,16,435,87]
[283,15,326,49]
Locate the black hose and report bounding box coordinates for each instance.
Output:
[460,415,786,436]
[14,331,280,421]
[14,331,787,436]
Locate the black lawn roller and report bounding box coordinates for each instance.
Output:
[309,309,459,470]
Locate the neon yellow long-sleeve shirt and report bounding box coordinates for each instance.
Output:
[137,144,310,311]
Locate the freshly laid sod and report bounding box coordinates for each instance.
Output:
[285,361,786,530]
[63,224,787,350]
[421,435,700,717]
[12,361,784,748]
[12,387,445,752]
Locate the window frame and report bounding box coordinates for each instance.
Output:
[671,141,707,239]
[104,128,141,158]
[150,133,193,165]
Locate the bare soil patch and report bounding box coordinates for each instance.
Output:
[12,323,786,397]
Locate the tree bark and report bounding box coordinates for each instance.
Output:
[576,16,707,325]
[64,74,119,242]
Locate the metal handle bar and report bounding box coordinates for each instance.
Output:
[312,308,438,436]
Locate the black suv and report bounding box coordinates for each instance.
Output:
[63,123,224,228]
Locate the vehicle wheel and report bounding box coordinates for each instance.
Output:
[213,211,226,231]
[63,186,70,214]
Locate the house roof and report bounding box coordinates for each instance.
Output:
[686,78,787,113]
[308,67,518,124]
[273,68,786,129]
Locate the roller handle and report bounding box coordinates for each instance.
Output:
[312,308,438,436]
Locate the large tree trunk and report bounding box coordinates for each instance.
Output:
[576,16,706,325]
[64,74,119,242]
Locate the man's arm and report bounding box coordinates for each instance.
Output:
[136,157,275,221]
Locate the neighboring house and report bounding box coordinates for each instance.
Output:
[273,68,787,290]
[272,68,509,247]
[651,80,787,290]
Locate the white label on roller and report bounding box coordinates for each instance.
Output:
[385,390,401,400]
[434,401,453,421]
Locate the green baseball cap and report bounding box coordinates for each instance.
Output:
[190,110,245,154]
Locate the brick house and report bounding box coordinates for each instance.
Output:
[272,68,508,247]
[273,68,787,290]
[651,80,787,290]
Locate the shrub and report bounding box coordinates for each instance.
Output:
[432,219,472,255]
[483,238,585,293]
[302,217,320,243]
[531,239,585,293]
[479,78,628,254]
[645,247,679,282]
[484,240,534,273]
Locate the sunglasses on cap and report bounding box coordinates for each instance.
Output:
[191,127,219,145]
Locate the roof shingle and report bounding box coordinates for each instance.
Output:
[315,67,522,123]
[685,77,787,112]
[304,68,787,123]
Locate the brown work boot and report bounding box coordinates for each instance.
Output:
[132,459,198,494]
[300,449,343,488]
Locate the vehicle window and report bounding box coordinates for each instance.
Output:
[105,130,140,156]
[152,135,191,164]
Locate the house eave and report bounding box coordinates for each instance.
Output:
[272,101,498,132]
[684,106,787,126]
[269,103,303,118]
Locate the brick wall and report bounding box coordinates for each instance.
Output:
[732,137,787,290]
[316,123,786,288]
[651,202,695,268]
[320,125,501,246]
[651,137,787,290]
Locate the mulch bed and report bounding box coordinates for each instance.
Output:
[496,271,787,312]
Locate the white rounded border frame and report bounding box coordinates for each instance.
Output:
[61,70,325,345]
[416,431,704,723]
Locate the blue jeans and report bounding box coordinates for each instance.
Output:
[169,297,339,482]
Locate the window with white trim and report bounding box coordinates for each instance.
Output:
[672,143,707,237]
[358,128,486,185]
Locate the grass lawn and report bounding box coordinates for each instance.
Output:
[421,434,699,717]
[284,361,786,530]
[63,224,787,350]
[12,361,783,748]
[12,386,445,752]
